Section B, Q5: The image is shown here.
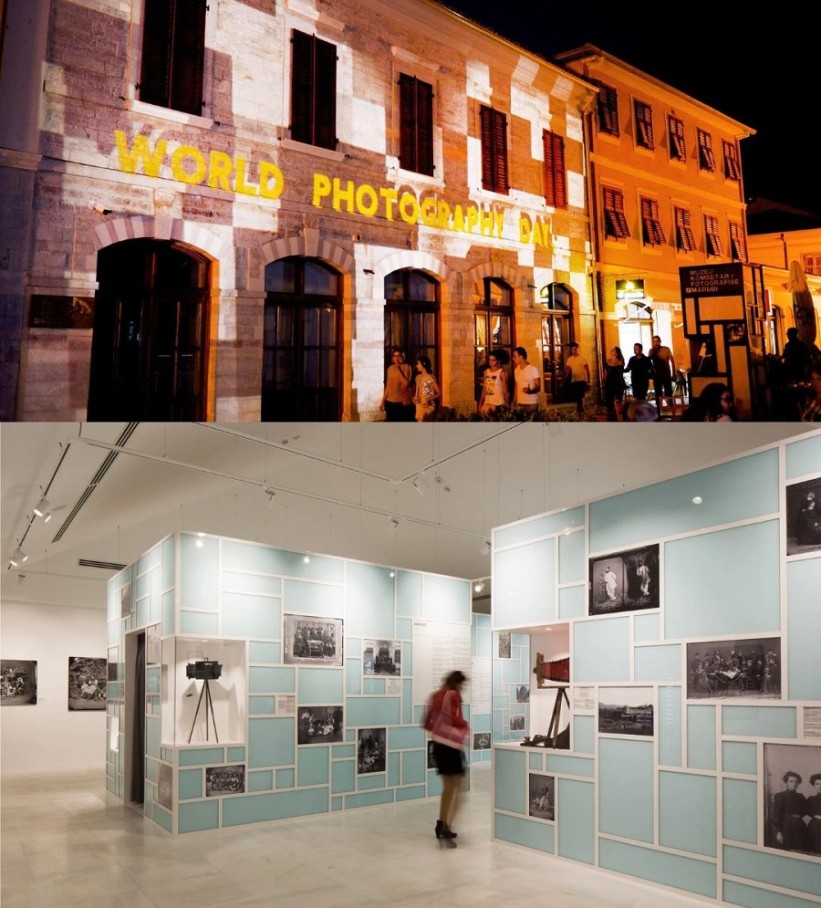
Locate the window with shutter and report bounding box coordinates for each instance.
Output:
[595,82,620,136]
[729,222,747,262]
[668,116,686,160]
[399,74,434,176]
[139,0,206,115]
[634,100,654,150]
[480,105,509,194]
[675,207,696,253]
[697,129,716,172]
[802,253,821,275]
[722,140,741,180]
[291,30,337,150]
[640,197,666,246]
[705,215,723,256]
[603,187,629,239]
[542,130,567,209]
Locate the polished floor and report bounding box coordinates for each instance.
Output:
[1,764,716,908]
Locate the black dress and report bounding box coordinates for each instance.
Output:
[603,361,626,420]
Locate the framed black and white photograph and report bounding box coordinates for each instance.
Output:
[1,659,37,705]
[363,640,401,675]
[206,764,245,797]
[528,773,555,820]
[297,705,344,745]
[473,732,491,750]
[357,727,386,774]
[589,544,659,615]
[510,714,525,731]
[283,614,343,666]
[687,638,781,699]
[786,478,821,556]
[145,624,162,665]
[427,740,436,769]
[120,581,132,618]
[107,647,120,683]
[157,762,172,810]
[763,742,821,856]
[498,632,512,659]
[598,686,654,736]
[515,684,530,703]
[68,656,107,710]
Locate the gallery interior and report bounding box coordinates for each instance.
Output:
[2,422,820,908]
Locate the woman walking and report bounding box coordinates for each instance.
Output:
[413,356,441,422]
[602,346,626,421]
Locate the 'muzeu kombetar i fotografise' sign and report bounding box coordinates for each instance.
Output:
[114,130,553,248]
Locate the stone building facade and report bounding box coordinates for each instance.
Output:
[0,0,596,421]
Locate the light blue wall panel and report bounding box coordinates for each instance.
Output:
[493,539,556,627]
[221,593,280,639]
[332,760,355,793]
[180,535,219,611]
[494,507,584,548]
[402,750,425,784]
[389,726,425,749]
[688,705,716,770]
[494,747,527,813]
[590,450,778,553]
[557,778,594,864]
[223,541,343,583]
[723,741,757,775]
[402,678,412,725]
[396,617,412,639]
[248,718,294,768]
[786,432,821,480]
[546,754,594,777]
[283,580,344,619]
[388,752,400,787]
[153,806,172,832]
[344,562,396,637]
[161,535,175,589]
[599,839,716,898]
[722,706,796,739]
[345,790,393,809]
[249,696,275,715]
[297,669,343,704]
[559,585,585,620]
[363,678,385,695]
[249,667,293,693]
[494,813,554,852]
[248,770,273,792]
[659,771,716,856]
[298,746,329,786]
[345,697,400,726]
[396,785,426,802]
[421,574,471,624]
[474,624,492,658]
[178,800,219,833]
[658,686,682,767]
[332,744,355,759]
[146,716,160,758]
[162,590,175,635]
[599,739,654,841]
[723,777,757,844]
[221,571,281,596]
[179,747,223,766]
[724,845,821,897]
[573,617,630,682]
[395,570,422,617]
[724,880,821,908]
[249,641,278,663]
[135,594,151,628]
[229,747,244,761]
[635,644,681,681]
[222,788,328,826]
[179,769,201,800]
[666,521,780,638]
[559,530,585,584]
[787,558,821,700]
[574,715,594,754]
[635,613,660,642]
[179,612,218,635]
[276,768,294,788]
[346,657,362,695]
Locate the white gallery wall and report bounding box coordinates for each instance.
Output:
[1,601,106,775]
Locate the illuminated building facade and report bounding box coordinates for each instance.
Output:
[555,46,755,409]
[0,0,596,421]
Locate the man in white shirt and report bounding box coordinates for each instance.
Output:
[511,347,541,413]
[564,342,590,415]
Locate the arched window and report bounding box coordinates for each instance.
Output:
[539,282,573,404]
[88,239,211,420]
[474,278,513,400]
[262,257,341,421]
[384,269,439,375]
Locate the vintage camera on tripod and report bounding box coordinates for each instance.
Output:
[186,659,223,681]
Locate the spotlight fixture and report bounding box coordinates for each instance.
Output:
[10,547,28,567]
[303,555,311,564]
[412,474,429,496]
[389,517,400,533]
[264,486,276,508]
[480,539,491,556]
[474,582,484,593]
[692,496,703,505]
[33,497,53,522]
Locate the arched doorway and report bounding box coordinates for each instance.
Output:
[474,277,514,402]
[383,268,440,375]
[262,257,341,421]
[540,282,573,403]
[88,239,211,420]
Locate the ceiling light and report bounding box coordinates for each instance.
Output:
[480,539,491,556]
[10,547,28,566]
[474,582,484,593]
[412,475,429,496]
[33,497,53,522]
[692,496,703,505]
[303,555,311,564]
[389,570,395,578]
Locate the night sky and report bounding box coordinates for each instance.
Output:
[438,1,820,214]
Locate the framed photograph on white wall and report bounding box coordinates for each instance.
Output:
[589,544,659,615]
[283,615,343,666]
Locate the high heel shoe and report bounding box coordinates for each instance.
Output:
[435,820,457,839]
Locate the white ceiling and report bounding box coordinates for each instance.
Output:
[1,421,815,609]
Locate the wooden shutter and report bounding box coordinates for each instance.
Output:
[139,0,174,107]
[314,36,337,150]
[171,0,206,114]
[291,31,336,149]
[542,130,566,209]
[399,75,434,176]
[481,106,508,193]
[415,79,434,176]
[291,31,315,144]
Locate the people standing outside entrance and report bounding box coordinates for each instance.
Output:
[413,356,440,422]
[379,348,415,421]
[782,327,813,385]
[624,342,653,401]
[511,346,541,414]
[564,342,590,415]
[478,351,509,416]
[602,346,626,421]
[422,670,469,847]
[649,335,676,414]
